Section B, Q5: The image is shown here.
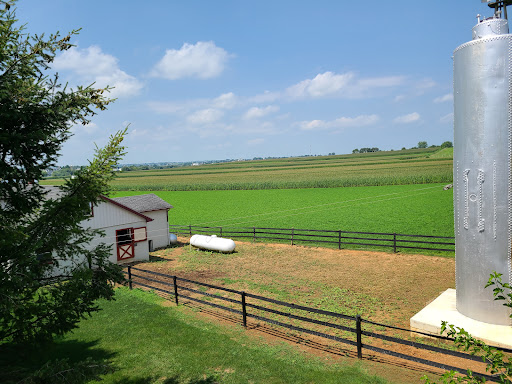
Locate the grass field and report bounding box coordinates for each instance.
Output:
[42,148,453,191]
[114,183,454,238]
[0,288,389,384]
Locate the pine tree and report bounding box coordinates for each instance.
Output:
[0,0,126,343]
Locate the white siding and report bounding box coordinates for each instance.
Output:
[85,200,144,230]
[88,222,149,264]
[83,200,150,264]
[144,209,170,249]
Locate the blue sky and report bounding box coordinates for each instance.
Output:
[16,1,491,165]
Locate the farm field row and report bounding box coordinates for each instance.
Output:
[113,183,455,238]
[42,148,453,191]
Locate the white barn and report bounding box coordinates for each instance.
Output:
[40,187,173,265]
[86,194,173,264]
[110,194,173,253]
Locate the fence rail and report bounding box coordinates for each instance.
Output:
[169,225,455,254]
[124,266,507,382]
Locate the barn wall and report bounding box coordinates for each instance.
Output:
[144,210,170,249]
[88,223,149,264]
[83,201,150,263]
[86,200,143,230]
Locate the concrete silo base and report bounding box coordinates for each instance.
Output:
[410,289,512,349]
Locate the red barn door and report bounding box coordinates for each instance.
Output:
[116,228,134,261]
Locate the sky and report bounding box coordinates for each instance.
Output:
[15,0,494,165]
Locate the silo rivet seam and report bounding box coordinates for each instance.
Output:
[493,160,497,240]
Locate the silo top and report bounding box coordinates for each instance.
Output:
[472,17,509,39]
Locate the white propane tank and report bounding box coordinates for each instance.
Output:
[169,233,178,245]
[190,234,235,253]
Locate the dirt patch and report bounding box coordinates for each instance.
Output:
[128,238,476,383]
[147,238,454,327]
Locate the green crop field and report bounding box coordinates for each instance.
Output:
[42,148,453,191]
[113,183,454,238]
[44,147,455,241]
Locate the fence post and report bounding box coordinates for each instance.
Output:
[189,225,192,237]
[393,233,397,253]
[241,291,247,327]
[127,266,132,290]
[356,315,362,359]
[220,226,223,237]
[253,227,256,242]
[291,228,294,246]
[173,276,179,306]
[338,230,342,250]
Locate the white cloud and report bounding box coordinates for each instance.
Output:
[394,95,406,102]
[332,114,379,127]
[71,122,99,135]
[416,78,437,91]
[244,105,280,119]
[434,93,453,103]
[148,92,238,115]
[83,122,99,134]
[150,41,231,80]
[440,112,454,123]
[186,108,224,125]
[393,112,420,124]
[130,128,149,137]
[287,71,354,99]
[286,72,405,100]
[212,92,238,109]
[53,46,143,97]
[249,90,281,103]
[299,120,327,130]
[299,114,379,130]
[146,101,186,114]
[356,76,405,89]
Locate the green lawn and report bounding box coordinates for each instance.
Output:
[0,288,389,384]
[114,183,454,238]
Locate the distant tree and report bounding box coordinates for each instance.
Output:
[401,147,406,150]
[418,141,428,149]
[358,147,380,153]
[0,2,125,344]
[352,149,360,154]
[441,141,453,148]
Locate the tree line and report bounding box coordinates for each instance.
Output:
[352,140,453,154]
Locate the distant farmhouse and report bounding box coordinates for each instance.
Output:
[43,186,173,264]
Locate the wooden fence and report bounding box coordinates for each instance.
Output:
[124,266,508,382]
[169,225,455,254]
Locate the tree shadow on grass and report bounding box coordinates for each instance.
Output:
[0,339,116,384]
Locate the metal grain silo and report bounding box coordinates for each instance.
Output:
[453,3,512,325]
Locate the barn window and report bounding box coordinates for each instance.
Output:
[116,228,133,245]
[133,227,147,242]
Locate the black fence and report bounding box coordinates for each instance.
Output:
[124,266,505,382]
[169,225,455,254]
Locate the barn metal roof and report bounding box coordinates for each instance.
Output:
[41,185,65,200]
[111,194,173,213]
